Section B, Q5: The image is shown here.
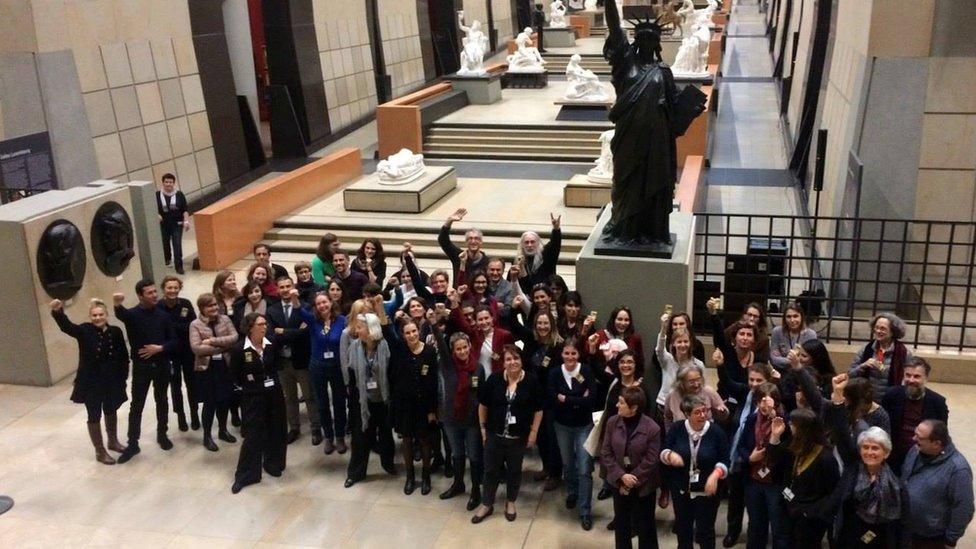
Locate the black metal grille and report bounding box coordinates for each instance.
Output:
[693,213,976,351]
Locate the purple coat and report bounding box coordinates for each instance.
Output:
[599,413,662,497]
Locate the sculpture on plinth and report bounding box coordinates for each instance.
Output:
[507,27,547,72]
[584,0,598,10]
[587,129,615,184]
[549,0,568,28]
[598,1,706,255]
[564,54,609,101]
[695,0,719,25]
[670,21,711,77]
[377,148,427,185]
[676,0,697,37]
[457,11,490,76]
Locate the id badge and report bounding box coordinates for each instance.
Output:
[264,378,275,388]
[860,530,876,544]
[323,351,335,359]
[421,364,429,376]
[507,415,517,425]
[623,456,631,467]
[689,470,699,484]
[471,375,479,388]
[246,374,254,381]
[757,467,770,479]
[367,380,378,390]
[782,487,795,501]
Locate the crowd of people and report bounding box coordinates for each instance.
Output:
[52,207,974,548]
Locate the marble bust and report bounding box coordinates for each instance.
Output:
[670,22,711,77]
[587,129,615,184]
[564,54,609,101]
[549,0,568,28]
[457,11,489,76]
[377,148,427,184]
[506,27,547,72]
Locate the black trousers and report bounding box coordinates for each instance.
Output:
[482,434,527,506]
[170,356,196,418]
[347,398,395,480]
[127,361,171,444]
[538,411,562,476]
[613,490,659,549]
[235,387,288,485]
[792,514,831,548]
[726,470,746,537]
[160,221,184,269]
[672,491,720,549]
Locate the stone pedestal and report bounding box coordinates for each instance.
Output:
[554,99,612,121]
[0,185,140,386]
[576,207,695,351]
[503,71,549,89]
[444,73,503,104]
[579,9,604,27]
[343,166,457,213]
[564,174,611,207]
[544,27,577,47]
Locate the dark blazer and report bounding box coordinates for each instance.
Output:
[266,300,311,369]
[516,228,562,293]
[547,364,597,427]
[478,371,544,439]
[768,440,840,519]
[881,385,948,468]
[600,413,662,497]
[159,297,196,362]
[229,339,279,395]
[662,420,729,495]
[156,190,187,224]
[451,307,514,375]
[52,310,129,407]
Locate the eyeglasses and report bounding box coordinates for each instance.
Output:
[690,408,709,417]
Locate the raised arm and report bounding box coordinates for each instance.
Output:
[49,300,81,339]
[603,0,627,48]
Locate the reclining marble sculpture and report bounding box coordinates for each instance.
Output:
[584,0,598,10]
[377,148,427,184]
[507,27,547,72]
[457,11,490,76]
[587,129,615,184]
[564,54,609,101]
[549,0,568,28]
[670,21,710,77]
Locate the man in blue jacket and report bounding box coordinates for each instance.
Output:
[901,420,974,547]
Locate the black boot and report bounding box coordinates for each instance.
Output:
[467,461,483,511]
[439,459,466,499]
[230,406,241,427]
[203,434,218,452]
[404,469,417,495]
[190,406,200,431]
[421,468,432,495]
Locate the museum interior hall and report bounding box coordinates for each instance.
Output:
[1,0,975,547]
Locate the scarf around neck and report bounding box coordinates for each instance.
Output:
[453,353,478,421]
[853,462,901,524]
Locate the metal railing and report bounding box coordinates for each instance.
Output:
[693,213,976,352]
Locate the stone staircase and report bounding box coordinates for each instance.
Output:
[542,53,612,75]
[255,217,588,285]
[422,124,609,162]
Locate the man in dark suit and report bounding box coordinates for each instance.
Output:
[882,357,948,471]
[267,276,322,446]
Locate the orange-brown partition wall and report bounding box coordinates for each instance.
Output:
[376,83,453,159]
[676,72,715,168]
[194,148,362,270]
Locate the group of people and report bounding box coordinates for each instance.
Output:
[53,206,973,547]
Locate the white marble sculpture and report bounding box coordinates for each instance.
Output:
[377,148,427,185]
[549,0,568,28]
[677,0,697,37]
[587,129,615,184]
[695,0,719,26]
[457,11,490,77]
[670,22,711,77]
[507,27,547,72]
[584,0,598,10]
[564,54,609,100]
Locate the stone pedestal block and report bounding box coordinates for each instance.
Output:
[444,73,503,104]
[344,166,457,213]
[576,207,695,352]
[564,174,610,207]
[502,71,549,89]
[544,27,577,47]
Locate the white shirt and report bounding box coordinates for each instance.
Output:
[244,336,272,361]
[480,335,493,378]
[561,364,581,389]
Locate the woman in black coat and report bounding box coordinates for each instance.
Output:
[50,298,129,464]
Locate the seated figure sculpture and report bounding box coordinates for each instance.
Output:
[670,21,710,77]
[457,11,489,76]
[564,54,609,101]
[377,148,427,184]
[506,27,547,72]
[549,0,568,28]
[587,129,615,184]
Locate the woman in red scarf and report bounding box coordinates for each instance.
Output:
[741,382,790,549]
[435,329,484,511]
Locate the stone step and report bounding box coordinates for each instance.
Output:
[259,240,581,266]
[263,227,586,252]
[425,135,601,147]
[423,149,598,162]
[421,142,602,154]
[427,127,608,139]
[272,216,593,240]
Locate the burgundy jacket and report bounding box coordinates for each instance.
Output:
[599,413,662,497]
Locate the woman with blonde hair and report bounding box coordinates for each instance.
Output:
[50,298,129,464]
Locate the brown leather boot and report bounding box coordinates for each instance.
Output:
[104,412,126,453]
[88,422,116,465]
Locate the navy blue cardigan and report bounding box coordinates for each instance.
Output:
[662,420,729,494]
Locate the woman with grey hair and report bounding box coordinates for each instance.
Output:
[663,363,727,432]
[826,373,902,548]
[849,312,913,402]
[344,296,396,488]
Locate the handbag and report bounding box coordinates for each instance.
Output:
[584,378,619,457]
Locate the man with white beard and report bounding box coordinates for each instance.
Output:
[881,357,949,471]
[513,213,562,293]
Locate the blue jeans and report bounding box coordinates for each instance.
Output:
[554,422,594,517]
[443,418,482,463]
[309,359,346,440]
[744,479,791,549]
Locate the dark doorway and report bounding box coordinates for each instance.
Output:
[429,0,461,76]
[788,0,833,184]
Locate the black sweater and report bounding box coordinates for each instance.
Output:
[547,364,597,427]
[479,371,544,439]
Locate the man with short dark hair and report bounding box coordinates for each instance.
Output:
[156,173,189,274]
[881,357,948,471]
[113,279,178,463]
[253,243,288,281]
[902,420,974,548]
[333,251,368,300]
